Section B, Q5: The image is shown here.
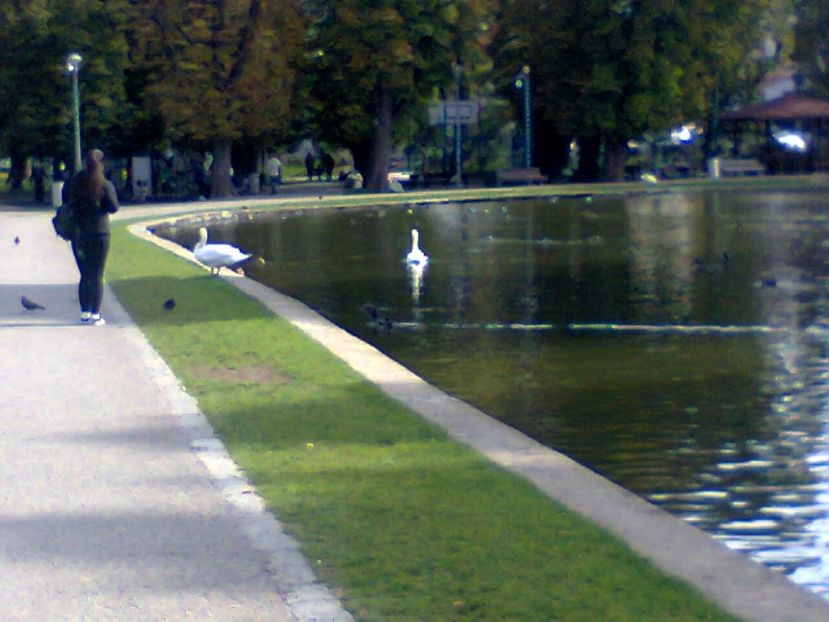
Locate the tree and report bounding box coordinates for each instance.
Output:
[0,1,59,187]
[52,1,136,158]
[0,1,133,187]
[128,0,305,197]
[793,0,829,98]
[495,0,772,180]
[307,1,492,191]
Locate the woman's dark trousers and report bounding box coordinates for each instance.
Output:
[72,233,110,314]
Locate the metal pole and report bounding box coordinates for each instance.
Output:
[454,64,463,188]
[522,65,531,168]
[443,102,449,176]
[455,122,462,188]
[65,53,83,172]
[72,70,81,171]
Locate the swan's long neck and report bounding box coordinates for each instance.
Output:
[411,229,420,253]
[195,228,208,250]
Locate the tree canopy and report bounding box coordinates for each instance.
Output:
[494,0,773,179]
[0,0,132,185]
[0,0,791,193]
[307,0,493,190]
[793,0,829,98]
[127,0,305,196]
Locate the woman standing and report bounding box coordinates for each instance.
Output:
[65,149,119,325]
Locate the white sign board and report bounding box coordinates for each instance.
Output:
[131,156,152,201]
[428,100,479,125]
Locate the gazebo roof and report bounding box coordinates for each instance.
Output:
[722,93,829,121]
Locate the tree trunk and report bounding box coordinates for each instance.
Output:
[535,126,572,180]
[365,87,393,192]
[211,138,234,198]
[351,138,373,186]
[603,138,627,181]
[702,86,721,165]
[232,141,258,177]
[573,135,601,181]
[8,150,27,191]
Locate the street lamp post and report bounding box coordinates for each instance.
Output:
[453,64,463,188]
[65,52,83,172]
[514,65,532,167]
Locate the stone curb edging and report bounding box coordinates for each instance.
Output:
[109,239,355,622]
[127,219,829,622]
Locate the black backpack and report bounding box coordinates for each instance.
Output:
[52,201,78,241]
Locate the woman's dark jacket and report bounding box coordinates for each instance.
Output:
[64,173,119,235]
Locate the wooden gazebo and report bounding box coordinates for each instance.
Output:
[721,93,829,172]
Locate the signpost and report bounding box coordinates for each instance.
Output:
[428,101,479,125]
[428,100,478,187]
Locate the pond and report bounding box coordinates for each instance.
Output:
[159,189,829,599]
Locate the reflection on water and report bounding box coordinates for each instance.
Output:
[159,190,829,598]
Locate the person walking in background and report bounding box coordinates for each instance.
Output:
[266,154,282,194]
[192,156,210,199]
[64,149,119,325]
[321,151,335,181]
[30,160,47,203]
[305,151,315,182]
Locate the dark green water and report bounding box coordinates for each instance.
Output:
[161,190,829,597]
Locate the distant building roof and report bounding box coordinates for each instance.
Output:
[722,93,829,121]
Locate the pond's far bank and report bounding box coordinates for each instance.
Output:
[93,171,829,226]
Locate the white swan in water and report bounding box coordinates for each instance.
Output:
[406,228,429,266]
[408,261,426,303]
[194,227,252,275]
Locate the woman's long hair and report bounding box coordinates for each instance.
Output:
[84,149,106,199]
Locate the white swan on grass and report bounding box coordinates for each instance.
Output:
[405,228,429,266]
[194,227,252,275]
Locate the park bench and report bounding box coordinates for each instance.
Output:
[415,172,473,188]
[719,158,766,176]
[416,172,452,187]
[495,167,548,186]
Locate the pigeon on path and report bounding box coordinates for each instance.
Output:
[21,295,45,311]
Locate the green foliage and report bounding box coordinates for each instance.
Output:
[128,0,305,145]
[0,0,134,160]
[0,0,788,188]
[0,2,62,159]
[494,0,772,177]
[500,0,771,139]
[794,0,829,98]
[307,1,494,187]
[56,0,135,154]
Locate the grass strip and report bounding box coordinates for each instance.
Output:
[108,223,739,622]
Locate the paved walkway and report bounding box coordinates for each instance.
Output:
[1,209,350,620]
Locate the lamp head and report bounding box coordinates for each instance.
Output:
[514,65,531,89]
[65,52,83,73]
